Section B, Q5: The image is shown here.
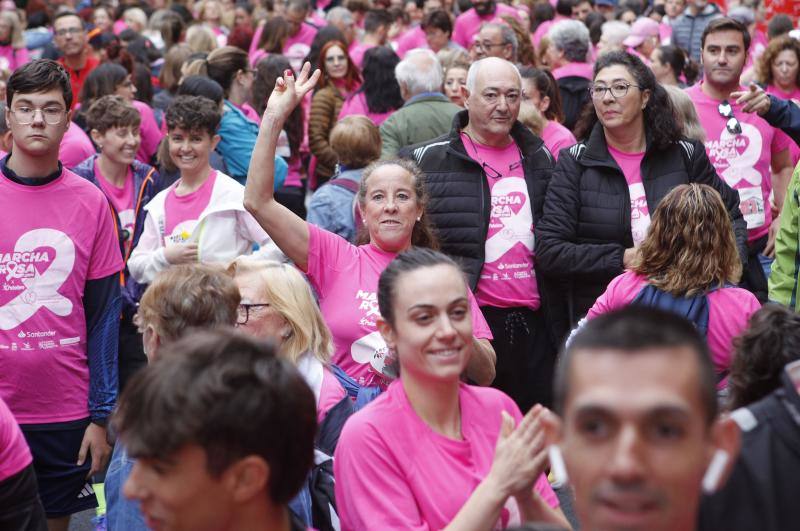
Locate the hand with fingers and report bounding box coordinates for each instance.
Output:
[78,423,111,479]
[164,242,198,264]
[263,62,321,124]
[731,84,771,116]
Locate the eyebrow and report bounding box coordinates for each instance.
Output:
[407,297,468,313]
[573,403,693,420]
[12,99,64,107]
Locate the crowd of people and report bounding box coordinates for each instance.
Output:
[1,0,800,530]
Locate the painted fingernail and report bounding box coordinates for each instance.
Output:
[285,69,293,76]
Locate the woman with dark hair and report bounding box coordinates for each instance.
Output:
[303,25,348,72]
[249,16,289,67]
[584,184,760,387]
[309,40,362,186]
[520,66,576,160]
[254,54,307,218]
[536,51,747,343]
[334,248,568,530]
[77,62,163,165]
[245,65,496,405]
[650,44,699,87]
[338,46,403,126]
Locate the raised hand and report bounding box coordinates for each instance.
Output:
[263,62,321,122]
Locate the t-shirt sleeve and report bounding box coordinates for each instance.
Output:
[305,223,357,299]
[467,288,493,340]
[586,271,644,320]
[0,397,32,482]
[89,198,124,280]
[334,416,431,531]
[772,127,792,155]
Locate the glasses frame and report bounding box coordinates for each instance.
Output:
[236,303,271,326]
[9,107,66,126]
[474,40,508,51]
[55,27,85,37]
[588,81,643,100]
[717,99,742,135]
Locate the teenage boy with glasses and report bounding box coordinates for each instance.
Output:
[685,17,794,302]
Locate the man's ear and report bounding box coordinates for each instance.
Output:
[225,455,269,504]
[0,130,13,152]
[542,408,563,447]
[460,85,471,109]
[702,416,741,494]
[376,316,396,351]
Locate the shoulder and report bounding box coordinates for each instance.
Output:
[71,156,97,179]
[710,286,761,311]
[461,383,520,417]
[61,168,106,199]
[403,134,452,165]
[338,391,398,445]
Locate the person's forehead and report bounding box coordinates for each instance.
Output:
[475,64,521,91]
[9,89,66,108]
[54,15,83,29]
[594,64,635,83]
[704,30,744,48]
[479,25,501,38]
[565,347,705,418]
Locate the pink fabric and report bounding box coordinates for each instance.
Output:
[305,224,492,388]
[95,161,135,253]
[452,4,520,49]
[395,26,426,58]
[461,133,539,310]
[334,381,559,531]
[236,102,261,125]
[0,169,123,423]
[0,396,31,482]
[348,41,373,69]
[767,85,800,165]
[659,23,672,45]
[531,14,569,47]
[284,156,304,188]
[586,271,761,387]
[113,19,127,35]
[163,171,218,242]
[0,45,29,72]
[318,366,346,423]
[132,100,163,165]
[250,48,267,68]
[686,84,792,241]
[59,122,95,169]
[551,62,594,81]
[338,92,393,126]
[541,120,576,160]
[608,145,650,246]
[283,22,318,71]
[249,22,264,58]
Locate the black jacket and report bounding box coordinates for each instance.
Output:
[698,370,800,531]
[535,122,747,341]
[557,75,591,132]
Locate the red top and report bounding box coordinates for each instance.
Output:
[59,53,100,109]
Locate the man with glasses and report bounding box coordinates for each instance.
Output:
[473,22,517,62]
[53,12,98,108]
[686,17,794,302]
[0,59,122,531]
[403,57,556,412]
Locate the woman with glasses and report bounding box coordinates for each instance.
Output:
[309,40,361,187]
[229,258,346,422]
[536,51,746,344]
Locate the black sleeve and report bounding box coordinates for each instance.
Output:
[763,95,800,146]
[84,273,122,424]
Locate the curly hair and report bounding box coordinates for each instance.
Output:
[86,95,141,133]
[727,304,800,411]
[632,184,742,296]
[575,51,682,149]
[356,159,439,250]
[165,95,221,135]
[756,35,800,89]
[358,46,403,114]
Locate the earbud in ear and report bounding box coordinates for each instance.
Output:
[548,445,569,488]
[701,449,729,494]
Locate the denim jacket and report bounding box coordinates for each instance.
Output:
[307,168,363,242]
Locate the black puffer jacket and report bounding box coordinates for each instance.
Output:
[536,122,748,342]
[401,110,554,290]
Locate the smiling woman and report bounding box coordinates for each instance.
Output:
[245,64,497,407]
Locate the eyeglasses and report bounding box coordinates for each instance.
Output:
[55,27,84,37]
[588,82,642,100]
[717,99,742,135]
[474,40,507,50]
[9,106,65,125]
[236,303,270,325]
[325,55,347,64]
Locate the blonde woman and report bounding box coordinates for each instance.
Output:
[0,11,28,71]
[229,258,346,422]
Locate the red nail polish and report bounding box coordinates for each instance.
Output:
[285,69,293,76]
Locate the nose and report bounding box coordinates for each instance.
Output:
[31,108,46,126]
[383,195,398,212]
[435,314,457,341]
[717,50,729,65]
[607,425,647,484]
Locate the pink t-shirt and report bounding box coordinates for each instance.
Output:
[551,62,594,81]
[60,122,96,170]
[163,171,218,245]
[319,366,346,423]
[338,92,394,126]
[334,381,559,531]
[608,145,650,246]
[0,396,31,482]
[95,160,135,253]
[348,41,373,69]
[0,169,123,423]
[305,224,492,388]
[452,4,520,49]
[461,133,539,309]
[542,120,576,160]
[766,85,800,166]
[283,22,318,71]
[686,84,792,242]
[237,102,261,126]
[395,26,426,58]
[531,14,569,47]
[587,271,761,386]
[132,100,164,165]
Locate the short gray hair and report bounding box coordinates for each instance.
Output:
[395,49,443,96]
[481,22,518,60]
[465,57,522,93]
[548,19,591,63]
[326,6,353,25]
[600,21,631,48]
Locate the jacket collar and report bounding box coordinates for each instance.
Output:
[578,121,654,169]
[446,109,545,161]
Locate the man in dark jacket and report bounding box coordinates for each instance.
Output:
[401,57,556,411]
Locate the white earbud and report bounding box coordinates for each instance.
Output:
[548,445,569,488]
[701,449,729,494]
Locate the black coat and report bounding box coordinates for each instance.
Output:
[535,122,747,342]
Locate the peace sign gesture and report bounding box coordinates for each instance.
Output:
[263,61,321,123]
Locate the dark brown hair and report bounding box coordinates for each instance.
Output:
[86,95,141,133]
